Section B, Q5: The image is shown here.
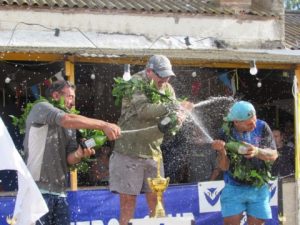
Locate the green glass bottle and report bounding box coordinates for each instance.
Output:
[158,112,181,135]
[81,130,107,149]
[225,141,248,154]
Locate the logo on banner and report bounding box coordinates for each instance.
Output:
[240,212,247,225]
[198,181,224,213]
[198,180,278,213]
[269,179,278,206]
[204,188,221,206]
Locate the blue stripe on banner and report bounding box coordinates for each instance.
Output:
[0,196,15,224]
[0,182,279,225]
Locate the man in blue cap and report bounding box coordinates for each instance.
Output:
[212,100,278,225]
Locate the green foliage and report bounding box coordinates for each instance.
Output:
[71,158,92,173]
[112,77,173,106]
[75,129,107,174]
[222,122,276,187]
[49,97,80,115]
[112,77,182,136]
[10,97,79,134]
[228,150,275,187]
[78,129,107,150]
[10,97,48,134]
[9,96,96,173]
[167,113,181,136]
[285,0,300,10]
[79,129,95,139]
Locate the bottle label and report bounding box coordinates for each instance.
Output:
[83,138,96,149]
[237,146,248,154]
[160,117,172,126]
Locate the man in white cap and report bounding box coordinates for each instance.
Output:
[212,101,278,225]
[109,55,193,225]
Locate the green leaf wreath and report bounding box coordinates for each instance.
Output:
[10,96,79,134]
[10,97,96,173]
[112,77,174,106]
[222,121,276,187]
[112,77,181,135]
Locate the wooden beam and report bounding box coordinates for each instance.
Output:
[71,55,148,65]
[71,55,295,70]
[0,52,297,70]
[0,52,64,61]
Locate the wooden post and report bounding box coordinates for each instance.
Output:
[65,60,75,84]
[70,168,78,191]
[65,60,77,191]
[294,65,300,225]
[295,66,300,180]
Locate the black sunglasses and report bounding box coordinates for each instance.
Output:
[152,69,162,78]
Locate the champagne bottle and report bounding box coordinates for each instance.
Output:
[80,130,107,149]
[158,113,180,135]
[225,141,248,154]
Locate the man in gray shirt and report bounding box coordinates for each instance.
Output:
[110,55,193,225]
[23,80,121,225]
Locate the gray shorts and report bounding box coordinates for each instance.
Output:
[109,151,164,195]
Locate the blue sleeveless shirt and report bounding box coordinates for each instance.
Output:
[221,119,272,186]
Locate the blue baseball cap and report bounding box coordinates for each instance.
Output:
[224,101,256,121]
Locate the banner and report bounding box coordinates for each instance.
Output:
[66,181,278,225]
[0,179,278,225]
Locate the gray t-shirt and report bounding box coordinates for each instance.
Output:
[23,101,77,193]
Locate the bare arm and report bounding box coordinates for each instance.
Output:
[212,140,230,171]
[255,147,278,161]
[244,122,278,162]
[67,145,95,165]
[209,168,221,181]
[243,143,278,162]
[60,113,121,141]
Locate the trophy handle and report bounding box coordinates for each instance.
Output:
[6,216,17,225]
[147,177,154,190]
[166,177,170,186]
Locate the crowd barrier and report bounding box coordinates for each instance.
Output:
[0,180,279,225]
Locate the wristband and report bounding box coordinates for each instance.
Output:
[254,147,259,156]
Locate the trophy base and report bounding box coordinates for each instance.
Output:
[154,200,166,218]
[128,217,195,225]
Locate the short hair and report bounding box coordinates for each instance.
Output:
[46,80,75,98]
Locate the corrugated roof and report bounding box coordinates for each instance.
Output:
[285,11,300,49]
[0,0,278,17]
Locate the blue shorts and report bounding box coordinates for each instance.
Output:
[221,183,272,219]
